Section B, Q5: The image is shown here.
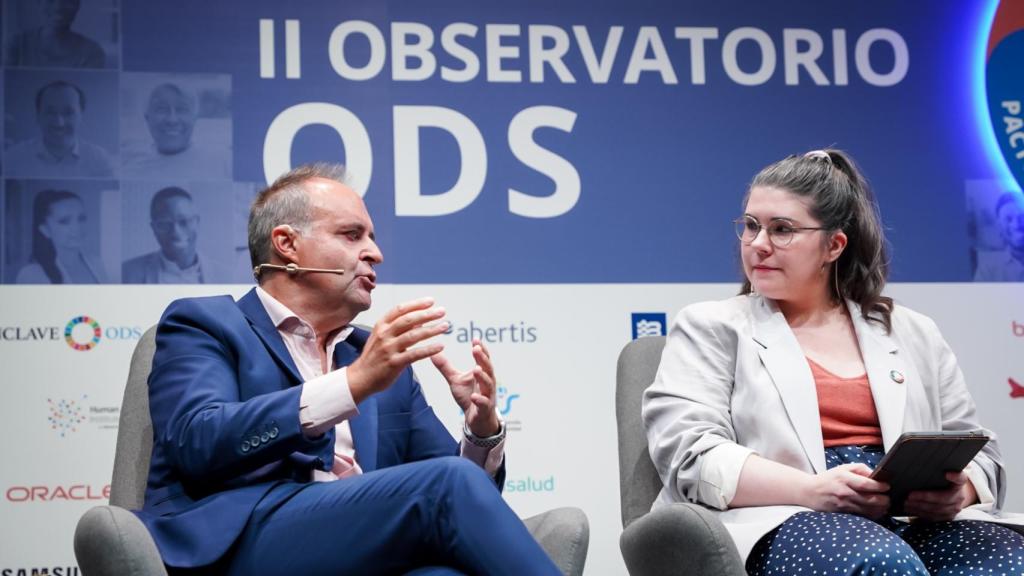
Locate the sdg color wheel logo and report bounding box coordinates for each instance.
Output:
[986,1,1024,191]
[65,316,102,351]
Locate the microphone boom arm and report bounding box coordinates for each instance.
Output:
[253,263,346,277]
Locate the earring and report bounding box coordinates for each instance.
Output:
[832,264,843,301]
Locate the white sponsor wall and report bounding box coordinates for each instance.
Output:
[0,283,1021,573]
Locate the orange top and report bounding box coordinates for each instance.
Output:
[807,357,883,448]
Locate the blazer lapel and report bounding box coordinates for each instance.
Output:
[237,288,304,386]
[335,331,379,472]
[750,296,827,474]
[849,303,908,451]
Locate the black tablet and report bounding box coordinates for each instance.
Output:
[870,431,989,515]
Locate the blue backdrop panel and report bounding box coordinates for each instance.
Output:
[113,1,1008,283]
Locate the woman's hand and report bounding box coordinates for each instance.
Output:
[803,463,891,519]
[902,471,976,521]
[732,456,888,518]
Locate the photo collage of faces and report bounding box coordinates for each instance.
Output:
[2,0,259,284]
[966,180,1024,282]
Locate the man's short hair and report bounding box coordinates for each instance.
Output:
[150,186,193,220]
[995,192,1024,216]
[248,163,351,277]
[148,82,195,107]
[35,80,86,112]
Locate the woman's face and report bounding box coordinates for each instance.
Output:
[741,186,845,304]
[40,198,86,251]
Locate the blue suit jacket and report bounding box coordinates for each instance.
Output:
[135,289,503,568]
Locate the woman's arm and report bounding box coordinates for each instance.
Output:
[732,454,890,518]
[644,302,745,508]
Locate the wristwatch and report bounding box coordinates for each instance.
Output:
[464,421,505,449]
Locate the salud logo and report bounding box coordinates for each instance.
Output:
[497,386,520,417]
[64,315,102,351]
[497,385,522,432]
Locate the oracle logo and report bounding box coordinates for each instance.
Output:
[5,484,110,503]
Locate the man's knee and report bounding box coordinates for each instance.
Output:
[429,456,498,497]
[437,456,491,480]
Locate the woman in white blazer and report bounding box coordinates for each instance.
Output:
[643,149,1024,574]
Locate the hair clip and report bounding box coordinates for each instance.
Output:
[804,150,833,164]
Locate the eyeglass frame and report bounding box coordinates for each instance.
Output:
[733,215,830,248]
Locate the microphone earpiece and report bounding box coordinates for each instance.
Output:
[253,263,346,278]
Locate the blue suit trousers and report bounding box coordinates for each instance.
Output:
[203,456,560,575]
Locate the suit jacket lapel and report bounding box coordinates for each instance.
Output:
[237,288,304,386]
[750,296,827,473]
[849,304,908,451]
[335,330,379,472]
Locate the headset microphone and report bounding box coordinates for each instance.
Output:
[252,263,346,278]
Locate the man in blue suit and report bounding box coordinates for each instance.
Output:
[135,163,560,574]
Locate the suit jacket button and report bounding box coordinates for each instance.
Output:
[241,440,251,453]
[260,432,270,443]
[250,435,260,446]
[269,427,279,438]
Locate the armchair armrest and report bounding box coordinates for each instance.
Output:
[75,506,167,576]
[619,503,744,576]
[522,507,590,576]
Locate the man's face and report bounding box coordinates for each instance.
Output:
[151,196,199,262]
[43,0,80,28]
[145,86,197,155]
[291,179,383,315]
[37,86,81,152]
[997,199,1024,251]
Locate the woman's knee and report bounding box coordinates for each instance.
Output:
[749,512,928,576]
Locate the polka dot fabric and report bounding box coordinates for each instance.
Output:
[897,520,1024,575]
[746,445,1024,575]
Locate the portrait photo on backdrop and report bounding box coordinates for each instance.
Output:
[120,73,232,181]
[3,178,116,284]
[4,71,118,179]
[231,181,263,284]
[120,182,234,284]
[133,163,566,574]
[3,0,119,69]
[966,180,1024,282]
[643,149,1024,575]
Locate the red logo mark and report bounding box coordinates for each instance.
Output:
[1010,377,1024,399]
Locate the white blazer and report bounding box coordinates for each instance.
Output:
[643,293,1006,560]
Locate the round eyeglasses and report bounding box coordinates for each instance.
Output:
[733,216,827,248]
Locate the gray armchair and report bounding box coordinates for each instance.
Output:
[75,326,590,575]
[615,336,745,576]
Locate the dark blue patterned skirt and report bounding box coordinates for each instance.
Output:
[746,445,1024,575]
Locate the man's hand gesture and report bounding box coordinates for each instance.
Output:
[431,339,501,438]
[348,298,448,403]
